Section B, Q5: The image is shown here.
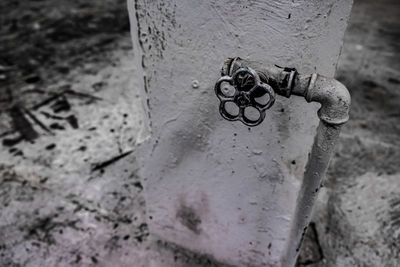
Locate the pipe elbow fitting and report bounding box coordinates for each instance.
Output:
[220,57,351,125]
[306,75,351,125]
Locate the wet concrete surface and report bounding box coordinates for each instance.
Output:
[0,0,399,266]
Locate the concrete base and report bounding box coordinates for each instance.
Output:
[128,1,352,266]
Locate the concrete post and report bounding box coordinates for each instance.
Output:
[128,1,353,266]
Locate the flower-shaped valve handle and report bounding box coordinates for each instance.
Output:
[215,67,275,127]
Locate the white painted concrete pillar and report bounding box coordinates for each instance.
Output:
[128,1,352,266]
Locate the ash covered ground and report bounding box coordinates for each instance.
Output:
[0,0,399,266]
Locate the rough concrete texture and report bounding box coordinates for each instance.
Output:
[128,1,352,266]
[0,0,398,267]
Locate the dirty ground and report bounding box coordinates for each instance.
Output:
[0,0,399,266]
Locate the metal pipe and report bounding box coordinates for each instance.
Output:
[282,121,342,267]
[222,57,351,266]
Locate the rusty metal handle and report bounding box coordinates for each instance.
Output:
[214,67,275,127]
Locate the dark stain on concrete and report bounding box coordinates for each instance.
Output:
[156,239,234,267]
[176,205,202,234]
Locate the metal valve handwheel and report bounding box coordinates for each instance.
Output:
[214,67,275,127]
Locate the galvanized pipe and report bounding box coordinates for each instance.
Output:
[223,58,351,267]
[282,121,342,267]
